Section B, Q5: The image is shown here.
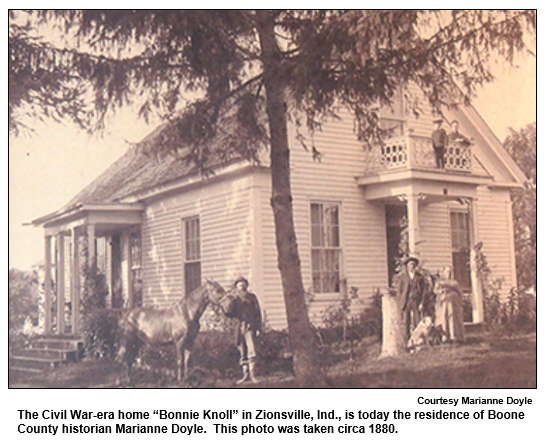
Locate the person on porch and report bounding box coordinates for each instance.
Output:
[395,256,429,338]
[225,276,262,384]
[431,118,448,168]
[448,120,471,146]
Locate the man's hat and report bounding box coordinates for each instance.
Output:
[404,256,419,266]
[234,276,249,287]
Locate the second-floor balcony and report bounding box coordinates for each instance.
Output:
[364,134,472,174]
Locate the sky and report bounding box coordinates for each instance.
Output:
[8,38,537,272]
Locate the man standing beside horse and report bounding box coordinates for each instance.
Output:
[224,276,262,384]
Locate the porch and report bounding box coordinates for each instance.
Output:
[32,203,144,337]
[357,135,490,323]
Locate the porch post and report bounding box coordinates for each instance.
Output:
[122,232,134,308]
[105,235,113,308]
[406,193,421,256]
[44,235,53,335]
[71,228,81,334]
[87,224,96,268]
[56,233,66,335]
[468,199,484,323]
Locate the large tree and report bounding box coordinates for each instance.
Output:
[504,123,536,293]
[9,10,535,386]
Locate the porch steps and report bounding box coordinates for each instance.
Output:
[464,322,486,334]
[9,335,84,374]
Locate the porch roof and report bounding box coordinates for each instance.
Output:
[356,168,492,202]
[33,203,145,236]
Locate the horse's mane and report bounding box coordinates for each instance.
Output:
[176,280,224,306]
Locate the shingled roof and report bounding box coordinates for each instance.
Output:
[64,144,196,209]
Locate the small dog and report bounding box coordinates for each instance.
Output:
[407,317,444,353]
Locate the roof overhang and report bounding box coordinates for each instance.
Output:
[356,168,491,202]
[31,203,145,236]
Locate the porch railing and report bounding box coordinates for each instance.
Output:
[364,135,472,174]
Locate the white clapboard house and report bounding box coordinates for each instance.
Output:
[31,85,526,337]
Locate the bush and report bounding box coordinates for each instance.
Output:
[79,260,111,358]
[81,309,119,359]
[319,288,383,344]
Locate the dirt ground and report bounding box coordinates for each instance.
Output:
[9,331,536,389]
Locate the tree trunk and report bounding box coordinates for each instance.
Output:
[380,291,408,357]
[256,11,324,388]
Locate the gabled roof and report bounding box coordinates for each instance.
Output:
[65,146,195,208]
[457,103,529,185]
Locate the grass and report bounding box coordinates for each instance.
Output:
[8,330,536,389]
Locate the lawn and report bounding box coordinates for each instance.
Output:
[8,330,536,389]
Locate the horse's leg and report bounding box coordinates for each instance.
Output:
[123,334,142,385]
[183,349,191,379]
[175,339,184,382]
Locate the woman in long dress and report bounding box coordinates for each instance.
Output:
[434,267,465,342]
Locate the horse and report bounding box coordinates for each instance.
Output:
[117,279,228,384]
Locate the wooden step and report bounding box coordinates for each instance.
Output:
[30,337,83,352]
[14,347,80,361]
[9,335,84,374]
[9,355,64,372]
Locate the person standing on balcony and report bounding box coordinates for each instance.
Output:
[448,120,471,146]
[431,118,448,168]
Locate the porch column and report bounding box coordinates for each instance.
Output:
[105,235,113,308]
[122,232,134,308]
[44,235,53,334]
[56,233,66,335]
[406,193,421,256]
[468,199,484,323]
[71,228,81,334]
[87,224,96,268]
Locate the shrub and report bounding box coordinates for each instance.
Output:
[9,268,40,355]
[81,309,119,359]
[79,260,112,358]
[320,287,383,344]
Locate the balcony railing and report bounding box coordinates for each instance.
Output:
[364,135,472,174]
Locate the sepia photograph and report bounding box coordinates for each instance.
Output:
[9,10,536,389]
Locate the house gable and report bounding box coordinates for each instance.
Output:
[444,104,527,186]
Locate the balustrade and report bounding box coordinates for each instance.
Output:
[364,135,471,173]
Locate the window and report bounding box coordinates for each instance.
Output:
[450,211,472,291]
[311,202,341,293]
[379,86,406,137]
[130,231,142,307]
[183,217,201,295]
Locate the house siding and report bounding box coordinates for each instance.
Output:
[256,113,389,329]
[141,176,255,309]
[137,99,518,329]
[419,202,453,273]
[476,186,516,297]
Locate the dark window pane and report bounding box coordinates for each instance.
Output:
[185,262,201,295]
[311,204,322,224]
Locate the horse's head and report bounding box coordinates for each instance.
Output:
[204,279,227,304]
